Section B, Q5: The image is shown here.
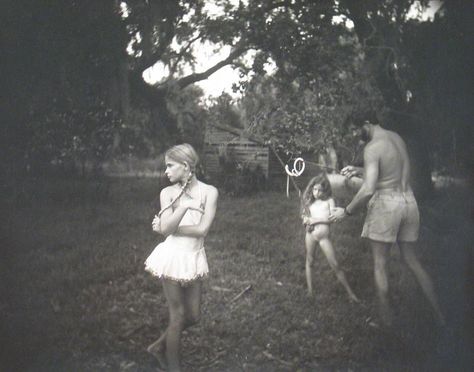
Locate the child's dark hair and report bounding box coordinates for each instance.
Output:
[300,173,332,216]
[300,173,332,232]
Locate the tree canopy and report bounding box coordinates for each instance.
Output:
[1,0,472,190]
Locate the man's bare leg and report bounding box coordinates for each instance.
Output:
[370,240,393,326]
[399,241,446,326]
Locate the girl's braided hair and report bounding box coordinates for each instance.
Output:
[155,144,199,229]
[157,171,193,218]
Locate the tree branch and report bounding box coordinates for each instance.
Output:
[135,1,302,89]
[129,44,247,104]
[169,33,203,76]
[172,45,247,90]
[136,20,175,73]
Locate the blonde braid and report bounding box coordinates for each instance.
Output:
[157,171,193,220]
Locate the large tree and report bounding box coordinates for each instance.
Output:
[237,0,472,196]
[1,0,128,175]
[2,0,472,190]
[337,0,434,196]
[403,1,474,174]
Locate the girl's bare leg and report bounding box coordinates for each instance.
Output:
[319,238,360,302]
[147,330,167,366]
[149,279,203,372]
[162,279,186,372]
[183,280,202,327]
[305,234,317,297]
[147,280,169,368]
[148,280,202,355]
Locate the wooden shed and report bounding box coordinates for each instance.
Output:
[203,122,281,179]
[203,122,339,193]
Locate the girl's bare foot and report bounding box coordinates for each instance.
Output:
[348,293,361,303]
[147,343,167,370]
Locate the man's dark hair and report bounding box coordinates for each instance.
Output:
[352,110,379,127]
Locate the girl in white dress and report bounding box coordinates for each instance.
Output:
[301,173,359,302]
[145,144,218,372]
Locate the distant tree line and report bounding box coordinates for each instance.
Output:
[1,0,472,197]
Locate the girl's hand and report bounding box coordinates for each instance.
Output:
[152,215,161,232]
[180,198,204,213]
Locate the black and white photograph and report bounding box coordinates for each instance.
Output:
[1,1,472,371]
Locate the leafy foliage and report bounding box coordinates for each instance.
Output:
[238,55,384,164]
[402,2,474,172]
[2,0,473,186]
[207,93,244,130]
[165,85,208,151]
[27,101,122,175]
[2,0,128,175]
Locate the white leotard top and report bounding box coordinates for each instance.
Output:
[165,182,205,251]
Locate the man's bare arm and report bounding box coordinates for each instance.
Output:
[345,145,379,214]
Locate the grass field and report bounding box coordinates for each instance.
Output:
[1,177,472,371]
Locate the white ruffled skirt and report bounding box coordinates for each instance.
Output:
[144,235,209,283]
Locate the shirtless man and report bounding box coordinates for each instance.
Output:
[330,111,445,327]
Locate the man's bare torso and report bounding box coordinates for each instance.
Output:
[365,128,411,192]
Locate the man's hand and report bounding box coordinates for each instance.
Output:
[329,207,346,222]
[341,165,362,179]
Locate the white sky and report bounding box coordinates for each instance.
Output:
[142,44,256,99]
[409,0,443,21]
[142,0,443,99]
[142,0,255,99]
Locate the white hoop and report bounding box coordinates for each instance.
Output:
[284,157,305,177]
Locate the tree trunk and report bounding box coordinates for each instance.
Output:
[130,72,181,153]
[118,59,130,118]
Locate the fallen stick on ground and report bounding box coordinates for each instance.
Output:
[211,285,232,292]
[120,323,147,339]
[262,350,293,367]
[185,349,227,368]
[229,284,252,303]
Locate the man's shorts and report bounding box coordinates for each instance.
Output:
[361,189,420,243]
